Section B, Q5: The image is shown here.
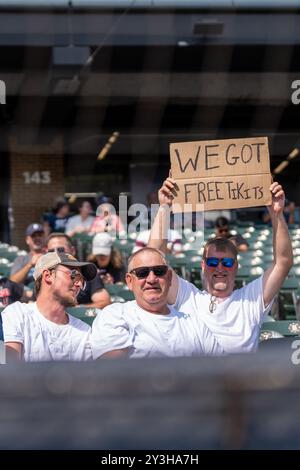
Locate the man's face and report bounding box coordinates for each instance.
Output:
[126,251,171,312]
[80,201,92,217]
[216,225,230,237]
[47,237,75,256]
[201,245,237,298]
[26,231,45,252]
[50,265,84,307]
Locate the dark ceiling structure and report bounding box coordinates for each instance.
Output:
[1,0,300,202]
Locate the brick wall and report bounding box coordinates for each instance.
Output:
[10,138,64,249]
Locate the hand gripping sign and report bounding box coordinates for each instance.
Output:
[170,136,272,212]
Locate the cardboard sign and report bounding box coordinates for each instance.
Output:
[170,137,272,212]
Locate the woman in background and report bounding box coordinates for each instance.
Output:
[89,233,126,284]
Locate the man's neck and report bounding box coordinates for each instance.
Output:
[137,300,170,315]
[36,296,69,325]
[206,289,232,300]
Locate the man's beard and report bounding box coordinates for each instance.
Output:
[212,279,228,291]
[53,291,78,308]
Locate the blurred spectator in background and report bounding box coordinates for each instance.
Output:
[204,209,234,228]
[47,233,110,309]
[0,276,23,307]
[10,223,46,286]
[43,198,70,235]
[95,194,113,206]
[65,200,95,237]
[89,203,124,235]
[214,216,249,252]
[89,233,126,284]
[262,199,297,225]
[132,229,182,255]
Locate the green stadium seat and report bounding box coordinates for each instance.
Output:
[66,306,98,326]
[105,284,134,301]
[0,265,11,277]
[261,320,300,337]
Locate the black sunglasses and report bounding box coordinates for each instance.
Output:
[48,247,65,253]
[129,265,169,279]
[205,257,235,268]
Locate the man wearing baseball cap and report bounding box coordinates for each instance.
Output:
[47,233,111,309]
[2,251,97,362]
[10,223,46,286]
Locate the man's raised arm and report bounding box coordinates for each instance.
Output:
[148,175,177,254]
[263,182,293,306]
[148,175,179,304]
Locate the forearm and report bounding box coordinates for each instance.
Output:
[10,262,32,284]
[271,211,293,270]
[100,348,129,359]
[82,299,111,309]
[148,205,170,253]
[87,291,111,309]
[5,343,23,362]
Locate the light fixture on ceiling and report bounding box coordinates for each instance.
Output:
[177,41,189,47]
[287,148,300,160]
[97,132,120,161]
[273,160,289,175]
[273,147,300,174]
[65,192,98,204]
[52,0,90,68]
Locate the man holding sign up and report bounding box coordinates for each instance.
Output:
[148,137,293,353]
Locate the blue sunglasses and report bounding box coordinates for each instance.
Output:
[205,257,235,268]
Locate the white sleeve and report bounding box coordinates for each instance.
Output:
[65,216,76,233]
[1,302,25,344]
[174,276,198,311]
[242,276,273,324]
[82,330,93,362]
[90,303,134,359]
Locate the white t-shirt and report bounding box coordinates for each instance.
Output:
[174,275,272,354]
[65,214,95,234]
[1,302,92,362]
[91,300,223,359]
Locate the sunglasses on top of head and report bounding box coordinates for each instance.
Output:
[129,265,169,279]
[205,257,235,268]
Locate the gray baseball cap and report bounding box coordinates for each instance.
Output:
[26,223,44,236]
[33,251,97,281]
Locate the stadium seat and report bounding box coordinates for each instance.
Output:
[66,306,99,326]
[103,284,135,302]
[261,320,300,337]
[0,265,11,277]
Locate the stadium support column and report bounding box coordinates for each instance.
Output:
[9,136,64,249]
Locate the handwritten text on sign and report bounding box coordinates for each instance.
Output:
[170,137,272,211]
